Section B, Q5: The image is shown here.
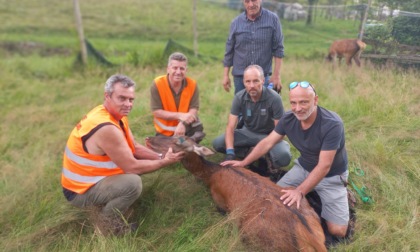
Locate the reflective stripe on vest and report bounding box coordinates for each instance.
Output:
[64,146,117,169]
[62,167,106,184]
[153,117,177,132]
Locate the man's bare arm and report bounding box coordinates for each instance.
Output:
[153,109,197,124]
[222,66,232,92]
[296,150,336,195]
[269,57,283,92]
[225,114,238,150]
[94,125,184,174]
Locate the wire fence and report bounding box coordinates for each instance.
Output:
[204,0,420,22]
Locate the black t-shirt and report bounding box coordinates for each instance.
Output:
[274,106,348,177]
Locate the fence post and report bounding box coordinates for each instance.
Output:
[73,0,88,64]
[193,0,198,57]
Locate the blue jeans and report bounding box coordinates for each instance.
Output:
[233,75,270,94]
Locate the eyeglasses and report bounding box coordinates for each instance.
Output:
[289,81,316,94]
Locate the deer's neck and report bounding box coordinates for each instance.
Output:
[181,152,219,184]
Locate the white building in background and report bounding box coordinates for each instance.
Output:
[283,3,307,21]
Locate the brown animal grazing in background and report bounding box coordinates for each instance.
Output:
[326,39,366,67]
[146,133,327,252]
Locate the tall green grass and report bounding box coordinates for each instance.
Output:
[0,0,362,63]
[1,0,419,251]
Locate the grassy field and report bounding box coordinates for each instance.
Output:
[1,0,419,251]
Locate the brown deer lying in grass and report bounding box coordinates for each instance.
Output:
[145,133,327,252]
[326,39,366,67]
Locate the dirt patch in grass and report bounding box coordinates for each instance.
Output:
[0,41,72,56]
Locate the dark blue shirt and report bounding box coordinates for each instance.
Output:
[223,8,284,76]
[274,106,348,177]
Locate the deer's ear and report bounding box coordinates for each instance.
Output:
[193,145,215,156]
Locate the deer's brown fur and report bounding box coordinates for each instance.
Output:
[326,39,366,67]
[146,133,326,252]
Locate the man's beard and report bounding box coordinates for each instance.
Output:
[295,106,316,121]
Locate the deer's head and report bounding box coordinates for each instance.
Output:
[145,132,214,157]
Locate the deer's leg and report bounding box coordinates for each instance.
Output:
[353,51,362,67]
[345,55,352,66]
[209,184,229,213]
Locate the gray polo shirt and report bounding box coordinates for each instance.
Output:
[231,87,284,134]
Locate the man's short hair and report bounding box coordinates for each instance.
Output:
[168,52,188,66]
[244,64,264,80]
[104,74,136,94]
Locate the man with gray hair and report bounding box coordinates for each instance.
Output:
[223,0,285,94]
[151,52,204,138]
[61,74,185,235]
[213,65,291,181]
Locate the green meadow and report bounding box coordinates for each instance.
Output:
[0,0,419,251]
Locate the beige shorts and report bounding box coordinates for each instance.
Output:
[277,159,349,225]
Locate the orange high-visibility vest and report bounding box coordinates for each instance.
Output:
[61,105,135,194]
[153,75,196,136]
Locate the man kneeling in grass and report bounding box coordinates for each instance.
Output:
[213,65,292,181]
[61,74,184,235]
[222,80,350,240]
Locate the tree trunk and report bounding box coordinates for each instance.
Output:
[358,0,372,40]
[306,0,318,25]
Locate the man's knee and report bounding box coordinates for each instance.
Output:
[276,164,303,187]
[270,145,292,167]
[272,152,292,167]
[109,174,143,197]
[327,221,348,237]
[212,135,226,153]
[276,176,292,187]
[114,175,142,212]
[123,174,143,200]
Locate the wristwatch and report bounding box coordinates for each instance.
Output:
[158,153,164,160]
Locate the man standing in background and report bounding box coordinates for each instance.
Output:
[222,0,285,94]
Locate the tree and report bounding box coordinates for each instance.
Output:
[377,0,420,13]
[306,0,318,25]
[376,0,400,17]
[400,0,420,12]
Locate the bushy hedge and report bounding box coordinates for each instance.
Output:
[392,16,420,46]
[364,22,392,43]
[365,16,420,47]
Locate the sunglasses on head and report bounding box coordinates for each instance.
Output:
[289,81,316,94]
